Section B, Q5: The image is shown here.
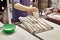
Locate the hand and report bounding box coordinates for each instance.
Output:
[28,7,38,13]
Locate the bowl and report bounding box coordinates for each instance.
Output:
[2,24,16,34]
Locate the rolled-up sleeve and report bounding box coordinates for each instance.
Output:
[12,0,20,4]
[12,0,20,9]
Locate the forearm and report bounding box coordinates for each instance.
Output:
[14,3,30,12]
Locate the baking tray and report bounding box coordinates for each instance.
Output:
[18,16,53,40]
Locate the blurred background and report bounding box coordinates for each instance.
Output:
[0,0,60,24]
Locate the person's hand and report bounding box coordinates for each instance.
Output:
[28,7,38,13]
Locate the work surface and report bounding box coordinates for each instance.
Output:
[36,18,60,40]
[0,19,60,40]
[0,26,40,40]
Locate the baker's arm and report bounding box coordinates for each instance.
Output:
[14,3,38,12]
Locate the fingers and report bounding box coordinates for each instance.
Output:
[29,7,38,13]
[32,7,38,12]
